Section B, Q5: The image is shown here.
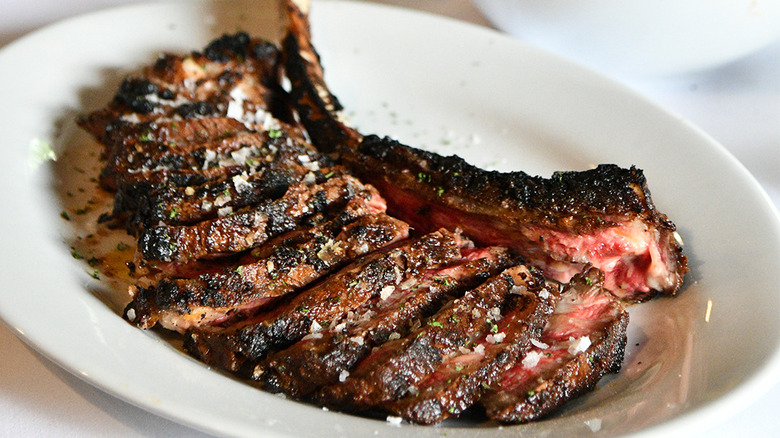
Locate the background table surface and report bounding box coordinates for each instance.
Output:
[2,0,778,436]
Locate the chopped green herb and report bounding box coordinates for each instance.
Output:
[324,171,335,179]
[527,390,536,396]
[70,248,83,259]
[116,242,130,251]
[139,131,153,142]
[60,211,71,221]
[89,269,100,280]
[434,277,454,287]
[427,321,443,328]
[490,324,499,334]
[348,279,359,287]
[75,207,89,215]
[436,186,445,197]
[235,266,244,275]
[168,207,179,219]
[88,257,99,267]
[268,129,282,139]
[298,306,309,313]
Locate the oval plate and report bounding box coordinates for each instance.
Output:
[0,1,778,436]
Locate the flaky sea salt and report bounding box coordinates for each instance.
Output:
[522,351,544,369]
[486,332,506,344]
[379,285,395,300]
[386,416,403,427]
[567,336,592,355]
[585,418,602,432]
[530,339,549,349]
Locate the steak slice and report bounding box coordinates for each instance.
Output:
[102,123,308,194]
[480,268,629,423]
[136,174,382,263]
[386,266,559,424]
[315,265,547,412]
[341,136,687,302]
[254,245,515,399]
[183,229,469,374]
[78,33,289,143]
[124,135,337,231]
[126,208,409,332]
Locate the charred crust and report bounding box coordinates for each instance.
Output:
[354,135,658,229]
[114,78,159,114]
[204,32,252,62]
[175,101,217,119]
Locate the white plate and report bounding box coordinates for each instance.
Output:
[1,1,779,437]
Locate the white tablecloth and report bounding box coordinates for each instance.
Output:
[2,1,778,436]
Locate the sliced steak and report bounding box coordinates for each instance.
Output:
[480,268,629,423]
[125,209,409,332]
[78,33,289,143]
[183,229,469,374]
[386,265,559,424]
[255,245,516,399]
[315,265,547,412]
[124,136,337,230]
[136,174,383,263]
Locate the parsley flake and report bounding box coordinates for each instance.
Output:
[268,129,282,139]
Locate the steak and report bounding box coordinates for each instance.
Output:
[341,137,686,302]
[74,1,685,426]
[183,229,469,374]
[480,268,629,422]
[136,174,382,263]
[384,265,559,424]
[126,210,409,332]
[315,265,553,413]
[254,245,516,399]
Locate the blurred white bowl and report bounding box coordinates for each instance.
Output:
[471,0,780,77]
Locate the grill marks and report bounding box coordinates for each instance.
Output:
[316,265,557,414]
[255,246,516,399]
[126,210,410,332]
[183,229,469,373]
[480,268,629,423]
[137,175,381,263]
[386,267,558,424]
